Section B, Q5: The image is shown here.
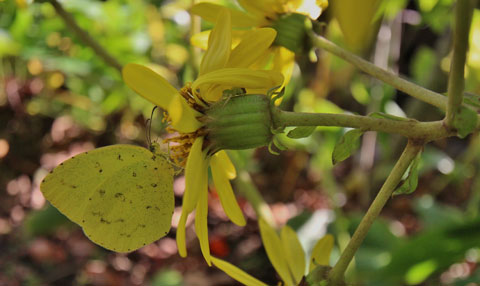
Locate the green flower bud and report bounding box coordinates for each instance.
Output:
[204,94,273,153]
[272,13,308,53]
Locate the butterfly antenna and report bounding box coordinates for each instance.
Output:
[146,106,158,148]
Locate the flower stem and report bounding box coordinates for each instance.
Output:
[444,0,475,127]
[327,141,423,286]
[273,110,452,141]
[234,171,277,228]
[48,0,123,72]
[309,34,447,111]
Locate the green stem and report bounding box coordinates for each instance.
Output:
[273,110,452,141]
[444,0,475,127]
[233,170,277,228]
[310,34,448,111]
[48,0,123,72]
[327,141,423,286]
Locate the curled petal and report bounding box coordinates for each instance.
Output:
[123,63,202,133]
[213,151,236,179]
[183,137,208,213]
[199,9,231,76]
[227,28,277,68]
[193,68,284,94]
[237,0,277,21]
[168,94,203,133]
[195,189,211,265]
[281,226,306,285]
[211,156,245,226]
[190,30,210,50]
[191,3,259,28]
[176,210,188,257]
[212,257,268,286]
[122,63,177,110]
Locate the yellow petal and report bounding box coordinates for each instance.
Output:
[199,9,231,76]
[123,63,202,133]
[193,68,284,93]
[213,151,236,179]
[333,0,382,52]
[183,137,208,213]
[211,257,269,286]
[258,218,295,286]
[273,46,296,87]
[227,28,277,68]
[168,94,203,133]
[176,210,188,257]
[191,30,249,51]
[309,234,334,271]
[296,0,324,19]
[237,0,277,21]
[122,63,177,110]
[211,156,246,226]
[191,3,259,28]
[195,189,211,266]
[280,226,306,285]
[190,30,210,50]
[201,84,226,102]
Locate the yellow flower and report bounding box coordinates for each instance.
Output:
[191,0,328,85]
[212,218,334,286]
[122,9,283,266]
[331,0,382,52]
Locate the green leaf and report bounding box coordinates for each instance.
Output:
[393,153,421,196]
[369,112,410,121]
[287,126,316,139]
[453,106,478,138]
[405,259,437,285]
[306,265,331,286]
[332,129,364,165]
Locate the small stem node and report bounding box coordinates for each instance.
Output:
[327,142,423,285]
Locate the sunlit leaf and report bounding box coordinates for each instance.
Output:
[332,129,364,165]
[405,259,437,285]
[309,234,334,271]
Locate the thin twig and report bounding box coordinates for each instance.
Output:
[444,0,475,127]
[274,110,454,142]
[310,34,448,111]
[48,0,123,73]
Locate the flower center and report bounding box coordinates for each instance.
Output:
[162,84,207,167]
[161,87,275,166]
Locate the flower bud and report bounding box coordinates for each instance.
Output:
[272,13,308,53]
[204,94,273,152]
